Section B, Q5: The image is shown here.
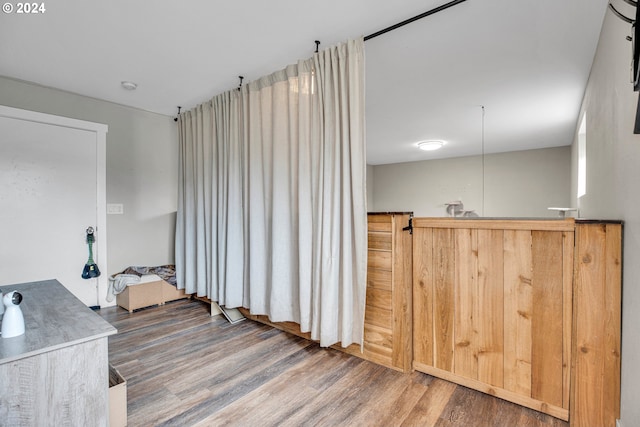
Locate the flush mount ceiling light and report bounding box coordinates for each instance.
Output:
[121,81,138,91]
[417,140,446,151]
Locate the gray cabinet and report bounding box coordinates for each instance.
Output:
[0,280,117,426]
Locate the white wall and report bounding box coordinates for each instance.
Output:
[370,146,571,217]
[366,163,374,211]
[574,9,640,426]
[0,77,178,302]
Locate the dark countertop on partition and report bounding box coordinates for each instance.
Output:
[575,219,624,224]
[0,279,117,364]
[403,216,623,224]
[368,212,413,215]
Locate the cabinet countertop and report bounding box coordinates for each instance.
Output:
[0,279,116,364]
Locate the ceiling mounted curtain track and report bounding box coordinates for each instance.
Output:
[363,0,469,41]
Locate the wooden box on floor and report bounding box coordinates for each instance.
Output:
[108,364,127,427]
[116,279,188,312]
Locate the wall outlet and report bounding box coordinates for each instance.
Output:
[106,203,124,215]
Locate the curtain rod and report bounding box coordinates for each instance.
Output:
[177,0,470,119]
[364,0,469,41]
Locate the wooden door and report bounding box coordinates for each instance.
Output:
[0,106,107,306]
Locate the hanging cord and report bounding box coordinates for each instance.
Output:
[481,105,486,217]
[315,40,320,53]
[237,76,244,91]
[173,106,182,122]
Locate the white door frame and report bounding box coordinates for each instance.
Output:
[0,105,108,307]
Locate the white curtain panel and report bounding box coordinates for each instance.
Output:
[176,38,366,347]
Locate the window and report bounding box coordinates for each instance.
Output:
[577,112,587,198]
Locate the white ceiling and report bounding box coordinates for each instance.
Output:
[0,0,610,164]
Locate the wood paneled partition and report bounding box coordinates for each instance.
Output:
[241,216,621,427]
[571,222,622,427]
[412,219,574,420]
[411,218,622,427]
[355,212,413,371]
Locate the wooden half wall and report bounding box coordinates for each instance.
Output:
[571,222,622,427]
[241,216,621,427]
[411,218,622,427]
[412,218,575,420]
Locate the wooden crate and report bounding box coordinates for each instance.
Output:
[116,279,187,313]
[108,364,127,427]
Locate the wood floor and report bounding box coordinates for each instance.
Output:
[98,299,569,427]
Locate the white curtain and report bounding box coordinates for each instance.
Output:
[176,38,366,347]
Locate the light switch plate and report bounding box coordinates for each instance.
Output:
[107,203,124,215]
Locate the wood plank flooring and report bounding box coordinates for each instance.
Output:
[98,299,569,427]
